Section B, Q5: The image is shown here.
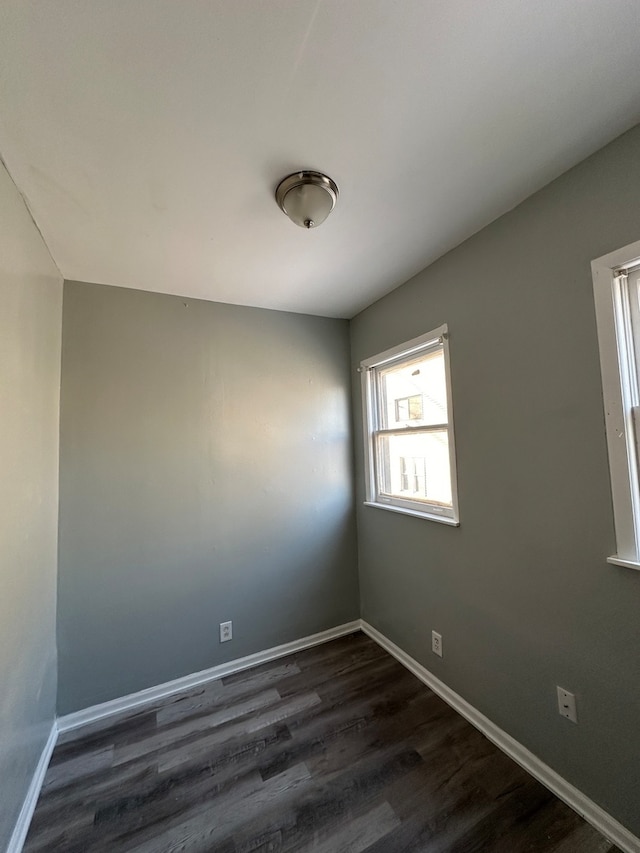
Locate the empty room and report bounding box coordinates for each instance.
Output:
[1,2,640,851]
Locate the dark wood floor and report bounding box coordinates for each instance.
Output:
[25,632,619,852]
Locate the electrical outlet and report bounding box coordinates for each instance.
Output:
[557,686,577,723]
[431,630,443,658]
[220,621,233,643]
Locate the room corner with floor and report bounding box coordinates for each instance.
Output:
[20,633,622,852]
[2,3,640,852]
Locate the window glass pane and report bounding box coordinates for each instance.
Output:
[377,431,452,506]
[379,348,447,429]
[629,271,640,385]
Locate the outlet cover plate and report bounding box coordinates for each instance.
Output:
[220,621,233,643]
[557,686,577,723]
[431,630,443,657]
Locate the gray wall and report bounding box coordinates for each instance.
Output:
[0,161,62,850]
[58,281,358,714]
[350,124,640,834]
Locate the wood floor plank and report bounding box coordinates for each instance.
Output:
[157,663,300,727]
[299,800,400,853]
[41,745,114,792]
[551,821,619,853]
[158,692,321,774]
[154,680,226,726]
[113,688,282,767]
[89,726,294,847]
[231,748,424,853]
[56,707,158,748]
[126,763,311,853]
[23,802,96,853]
[24,632,622,853]
[29,761,159,828]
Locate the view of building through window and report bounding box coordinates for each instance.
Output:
[395,394,424,422]
[377,348,452,507]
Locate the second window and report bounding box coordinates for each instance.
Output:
[361,325,459,523]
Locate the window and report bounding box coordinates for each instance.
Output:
[592,238,640,570]
[360,325,459,524]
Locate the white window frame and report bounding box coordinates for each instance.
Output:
[360,324,460,525]
[592,238,640,571]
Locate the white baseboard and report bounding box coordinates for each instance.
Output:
[57,620,361,734]
[6,722,58,853]
[360,619,640,853]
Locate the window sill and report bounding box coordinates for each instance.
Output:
[607,555,640,571]
[363,501,460,526]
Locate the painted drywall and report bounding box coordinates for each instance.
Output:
[350,123,640,835]
[0,160,62,850]
[57,282,358,714]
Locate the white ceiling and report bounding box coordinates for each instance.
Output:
[1,1,640,318]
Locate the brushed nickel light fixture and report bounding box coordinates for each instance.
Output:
[275,170,339,229]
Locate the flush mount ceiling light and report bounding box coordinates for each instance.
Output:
[275,170,339,229]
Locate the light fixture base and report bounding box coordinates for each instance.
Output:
[275,170,339,228]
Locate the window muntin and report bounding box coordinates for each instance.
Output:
[361,326,459,524]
